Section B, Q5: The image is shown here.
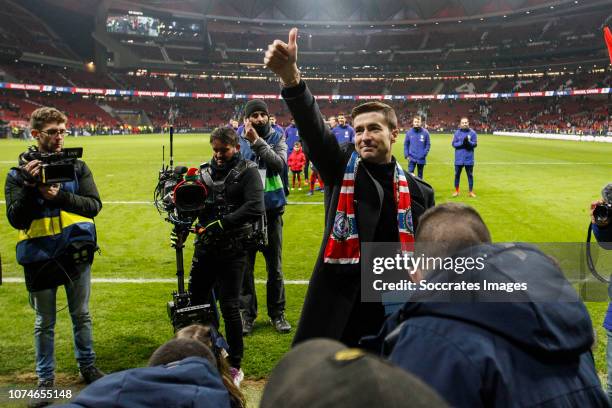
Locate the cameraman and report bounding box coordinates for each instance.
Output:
[187,127,264,385]
[4,107,103,401]
[592,187,612,404]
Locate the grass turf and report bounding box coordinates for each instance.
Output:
[0,132,611,391]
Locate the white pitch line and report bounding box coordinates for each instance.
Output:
[1,277,309,285]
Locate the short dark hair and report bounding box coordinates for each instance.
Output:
[415,203,491,258]
[30,107,67,131]
[351,102,398,131]
[210,127,239,146]
[413,115,422,121]
[148,338,216,367]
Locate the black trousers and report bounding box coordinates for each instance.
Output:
[240,211,286,320]
[189,247,245,368]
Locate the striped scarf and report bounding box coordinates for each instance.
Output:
[324,151,415,264]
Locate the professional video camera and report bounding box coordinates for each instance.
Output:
[586,183,612,283]
[153,125,217,332]
[593,184,612,228]
[19,146,83,184]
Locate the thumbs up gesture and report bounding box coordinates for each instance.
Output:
[264,28,301,87]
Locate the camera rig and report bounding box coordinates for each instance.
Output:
[154,124,217,332]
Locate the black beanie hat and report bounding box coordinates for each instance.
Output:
[244,99,269,118]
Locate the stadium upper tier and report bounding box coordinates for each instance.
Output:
[1,62,610,96]
[3,0,610,77]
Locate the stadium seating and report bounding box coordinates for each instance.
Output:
[0,1,76,60]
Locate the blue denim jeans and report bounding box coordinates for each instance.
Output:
[607,329,612,405]
[29,264,95,381]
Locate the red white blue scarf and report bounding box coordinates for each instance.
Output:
[324,151,415,264]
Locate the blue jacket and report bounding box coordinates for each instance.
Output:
[60,357,231,408]
[403,127,431,164]
[594,224,612,244]
[452,128,477,165]
[239,127,288,211]
[368,244,608,408]
[272,124,285,135]
[285,124,300,156]
[331,124,355,145]
[593,223,612,330]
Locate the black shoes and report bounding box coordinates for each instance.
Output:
[80,365,105,384]
[28,379,54,408]
[243,313,291,334]
[271,314,292,334]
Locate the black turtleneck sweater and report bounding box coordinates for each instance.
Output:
[355,158,399,243]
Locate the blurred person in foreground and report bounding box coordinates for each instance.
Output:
[60,338,231,408]
[260,338,448,408]
[176,324,246,407]
[368,203,608,407]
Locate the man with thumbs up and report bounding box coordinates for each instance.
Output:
[264,29,435,347]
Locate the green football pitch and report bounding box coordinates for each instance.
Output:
[0,133,611,393]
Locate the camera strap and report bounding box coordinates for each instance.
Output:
[586,223,609,284]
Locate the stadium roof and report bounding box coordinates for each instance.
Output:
[89,0,609,25]
[57,0,610,25]
[205,0,574,22]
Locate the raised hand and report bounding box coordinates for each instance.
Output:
[244,119,259,143]
[264,28,301,86]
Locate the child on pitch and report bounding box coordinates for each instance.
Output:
[288,141,306,190]
[307,161,324,196]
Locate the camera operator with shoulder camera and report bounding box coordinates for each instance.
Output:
[184,127,264,385]
[592,183,612,405]
[4,107,103,404]
[592,184,612,245]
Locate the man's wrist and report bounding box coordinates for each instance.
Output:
[280,70,301,88]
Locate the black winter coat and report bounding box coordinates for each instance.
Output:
[282,81,435,346]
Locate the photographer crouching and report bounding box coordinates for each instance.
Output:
[4,107,103,407]
[182,127,264,386]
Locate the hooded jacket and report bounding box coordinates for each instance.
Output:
[60,357,231,408]
[370,244,608,408]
